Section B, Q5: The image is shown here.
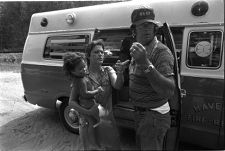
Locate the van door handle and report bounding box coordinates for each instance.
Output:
[180,89,186,98]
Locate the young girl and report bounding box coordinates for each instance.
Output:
[63,52,103,150]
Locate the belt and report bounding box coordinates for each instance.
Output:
[134,106,152,112]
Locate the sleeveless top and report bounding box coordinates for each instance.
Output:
[88,66,114,113]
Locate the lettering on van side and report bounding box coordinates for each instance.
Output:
[193,102,223,112]
[183,114,224,127]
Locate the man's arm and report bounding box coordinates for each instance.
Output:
[131,42,175,98]
[142,62,175,98]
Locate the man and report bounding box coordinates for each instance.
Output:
[129,6,176,150]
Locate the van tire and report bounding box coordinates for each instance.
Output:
[59,101,80,134]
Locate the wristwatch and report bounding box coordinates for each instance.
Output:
[144,64,155,73]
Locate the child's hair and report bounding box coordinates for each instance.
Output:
[63,52,86,79]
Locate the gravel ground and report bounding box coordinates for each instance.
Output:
[0,72,81,151]
[0,70,136,151]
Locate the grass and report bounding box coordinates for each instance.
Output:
[0,53,22,72]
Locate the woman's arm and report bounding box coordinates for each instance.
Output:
[108,66,124,90]
[108,60,130,90]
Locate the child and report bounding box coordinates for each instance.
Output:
[63,52,103,150]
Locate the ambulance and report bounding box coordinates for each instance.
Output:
[21,0,224,149]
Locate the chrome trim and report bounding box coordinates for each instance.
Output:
[29,26,130,35]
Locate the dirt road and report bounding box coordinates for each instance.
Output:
[0,72,82,150]
[0,72,136,151]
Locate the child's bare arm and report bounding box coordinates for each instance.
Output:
[79,79,103,98]
[69,85,90,115]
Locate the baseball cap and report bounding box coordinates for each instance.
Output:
[131,6,160,26]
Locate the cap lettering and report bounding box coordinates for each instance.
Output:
[140,12,145,16]
[139,11,151,17]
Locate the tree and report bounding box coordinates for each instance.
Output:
[0,1,122,52]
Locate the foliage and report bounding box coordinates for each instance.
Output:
[0,1,121,52]
[0,52,22,64]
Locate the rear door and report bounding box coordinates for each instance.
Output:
[159,23,181,150]
[179,25,224,149]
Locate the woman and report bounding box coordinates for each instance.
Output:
[86,39,129,150]
[69,39,129,150]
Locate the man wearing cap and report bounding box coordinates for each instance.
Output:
[129,6,175,150]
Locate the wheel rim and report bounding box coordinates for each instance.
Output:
[64,106,79,130]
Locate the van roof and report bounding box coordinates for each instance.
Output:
[29,0,224,33]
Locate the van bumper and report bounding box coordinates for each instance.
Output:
[23,91,56,109]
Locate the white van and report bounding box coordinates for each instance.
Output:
[21,0,224,149]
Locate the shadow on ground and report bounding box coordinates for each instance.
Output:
[0,108,80,151]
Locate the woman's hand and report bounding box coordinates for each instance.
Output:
[97,86,104,93]
[114,59,130,74]
[89,103,100,121]
[109,60,130,90]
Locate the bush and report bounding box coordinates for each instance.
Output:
[0,53,22,64]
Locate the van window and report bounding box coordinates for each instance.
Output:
[171,27,184,70]
[187,30,222,68]
[171,27,184,52]
[43,35,89,59]
[94,29,130,66]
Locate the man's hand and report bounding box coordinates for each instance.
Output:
[130,42,150,66]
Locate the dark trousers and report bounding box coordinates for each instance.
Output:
[134,110,171,151]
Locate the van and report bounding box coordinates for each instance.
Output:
[21,0,224,149]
